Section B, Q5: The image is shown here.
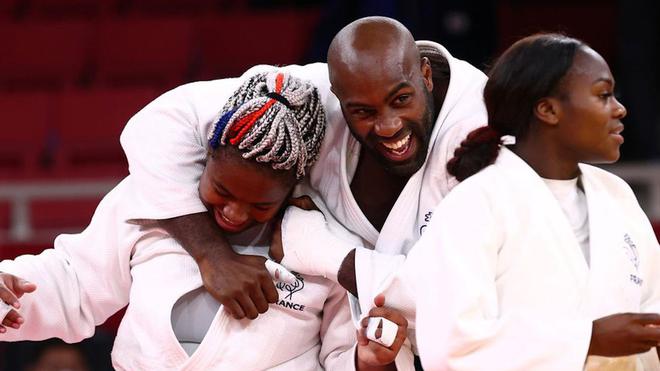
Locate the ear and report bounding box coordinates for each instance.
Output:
[420,57,434,92]
[534,97,561,126]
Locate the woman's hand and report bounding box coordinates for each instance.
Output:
[589,313,660,357]
[0,272,36,333]
[356,294,408,370]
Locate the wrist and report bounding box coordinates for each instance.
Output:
[356,355,395,371]
[356,357,373,371]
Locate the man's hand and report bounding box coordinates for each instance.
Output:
[0,272,36,333]
[356,294,408,370]
[198,252,278,320]
[589,313,660,357]
[158,213,279,321]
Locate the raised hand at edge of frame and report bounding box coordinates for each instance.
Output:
[0,272,36,333]
[589,312,660,357]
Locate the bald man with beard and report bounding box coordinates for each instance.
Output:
[118,16,488,368]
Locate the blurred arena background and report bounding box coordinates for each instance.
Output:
[0,0,658,369]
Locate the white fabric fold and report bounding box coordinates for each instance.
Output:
[116,44,486,368]
[342,41,489,320]
[0,178,360,370]
[280,207,357,282]
[382,148,660,370]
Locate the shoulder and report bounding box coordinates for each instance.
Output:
[134,79,242,117]
[416,40,487,85]
[168,62,330,102]
[174,78,243,102]
[242,62,330,92]
[580,164,654,235]
[438,164,502,212]
[425,118,486,194]
[580,164,638,201]
[421,164,506,256]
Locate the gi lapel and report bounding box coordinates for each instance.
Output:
[498,148,590,291]
[579,165,642,315]
[376,42,488,256]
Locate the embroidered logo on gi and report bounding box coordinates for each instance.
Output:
[622,233,640,270]
[275,272,307,311]
[419,211,434,235]
[276,272,304,300]
[622,233,643,286]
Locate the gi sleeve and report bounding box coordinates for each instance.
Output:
[318,284,358,371]
[354,249,421,365]
[0,179,135,343]
[119,85,212,221]
[118,64,325,222]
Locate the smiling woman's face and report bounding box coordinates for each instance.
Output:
[198,146,296,234]
[553,46,628,164]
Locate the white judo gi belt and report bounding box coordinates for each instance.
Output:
[366,317,398,348]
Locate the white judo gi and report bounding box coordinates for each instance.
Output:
[303,41,487,321]
[0,178,358,370]
[117,41,488,330]
[392,147,660,370]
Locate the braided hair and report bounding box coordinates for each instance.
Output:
[208,71,326,179]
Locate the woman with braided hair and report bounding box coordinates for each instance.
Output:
[0,70,408,370]
[392,33,660,370]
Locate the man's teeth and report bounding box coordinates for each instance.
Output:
[382,133,411,151]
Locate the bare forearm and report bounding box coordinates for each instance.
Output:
[157,212,277,320]
[157,212,234,262]
[338,249,358,297]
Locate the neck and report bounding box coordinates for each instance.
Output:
[512,134,579,180]
[351,148,408,231]
[362,148,410,186]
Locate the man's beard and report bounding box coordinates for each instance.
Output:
[380,92,435,177]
